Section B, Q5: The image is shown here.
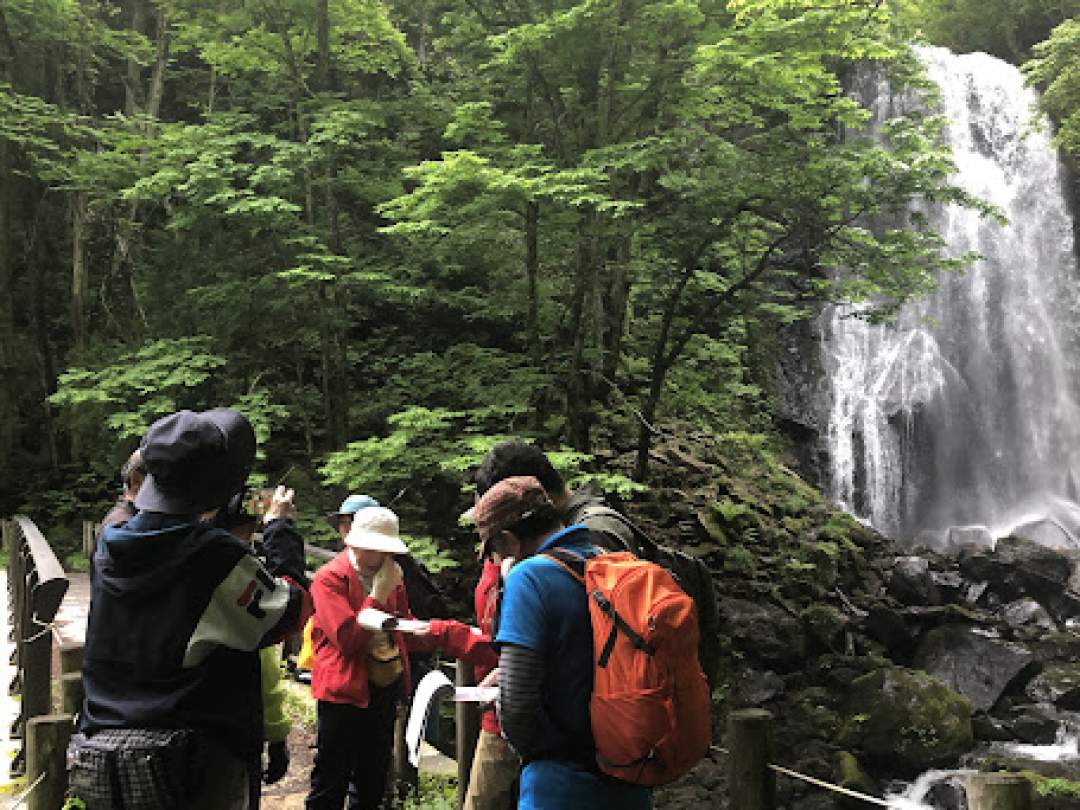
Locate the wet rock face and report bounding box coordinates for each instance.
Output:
[913,624,1037,711]
[960,535,1074,604]
[889,556,933,605]
[839,667,973,775]
[720,597,806,672]
[1001,598,1058,634]
[1026,665,1080,710]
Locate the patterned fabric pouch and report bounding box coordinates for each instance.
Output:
[67,728,201,810]
[367,631,404,687]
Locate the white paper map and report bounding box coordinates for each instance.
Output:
[406,670,455,767]
[405,672,500,767]
[357,607,430,635]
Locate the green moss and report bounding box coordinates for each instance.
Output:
[1033,775,1080,798]
[724,546,756,575]
[840,667,973,771]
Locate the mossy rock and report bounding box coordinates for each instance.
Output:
[839,666,974,775]
[834,751,879,809]
[800,604,847,653]
[786,687,841,740]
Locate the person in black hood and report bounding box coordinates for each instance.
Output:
[72,409,312,810]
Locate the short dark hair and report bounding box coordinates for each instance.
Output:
[474,441,565,497]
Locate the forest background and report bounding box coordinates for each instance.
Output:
[4,0,1080,564]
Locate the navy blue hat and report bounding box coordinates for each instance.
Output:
[135,409,256,515]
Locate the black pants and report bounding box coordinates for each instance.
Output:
[306,683,400,810]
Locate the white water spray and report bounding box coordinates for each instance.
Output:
[822,47,1080,544]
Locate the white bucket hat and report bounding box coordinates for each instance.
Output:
[344,506,409,554]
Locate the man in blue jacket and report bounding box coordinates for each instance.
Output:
[476,476,651,810]
[73,409,312,810]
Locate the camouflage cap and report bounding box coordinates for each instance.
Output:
[473,475,553,544]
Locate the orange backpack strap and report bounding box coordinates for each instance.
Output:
[542,549,655,665]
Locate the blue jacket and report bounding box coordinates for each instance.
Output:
[80,511,310,759]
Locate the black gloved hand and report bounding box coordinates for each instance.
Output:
[264,739,290,784]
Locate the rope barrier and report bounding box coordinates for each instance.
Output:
[22,614,59,645]
[10,771,46,809]
[710,744,899,808]
[767,762,894,807]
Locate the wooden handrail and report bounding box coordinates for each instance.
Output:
[6,515,70,780]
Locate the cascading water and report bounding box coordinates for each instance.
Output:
[822,46,1080,546]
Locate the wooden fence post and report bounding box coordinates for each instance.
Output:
[455,661,479,810]
[82,521,95,560]
[26,713,73,810]
[60,641,85,716]
[728,709,776,810]
[967,773,1032,810]
[60,641,83,676]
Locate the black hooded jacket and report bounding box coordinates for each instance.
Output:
[80,511,309,759]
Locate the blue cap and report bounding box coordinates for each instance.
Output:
[327,494,380,528]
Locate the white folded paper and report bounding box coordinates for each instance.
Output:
[406,670,455,767]
[452,686,499,703]
[405,673,500,767]
[357,607,430,635]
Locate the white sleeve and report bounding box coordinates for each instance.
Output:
[183,554,292,667]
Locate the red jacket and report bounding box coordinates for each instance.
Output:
[310,550,495,708]
[475,560,501,734]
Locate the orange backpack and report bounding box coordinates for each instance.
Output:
[543,549,711,786]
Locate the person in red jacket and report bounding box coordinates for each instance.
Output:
[463,553,520,810]
[306,506,494,810]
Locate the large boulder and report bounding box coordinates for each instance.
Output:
[963,536,1074,603]
[913,624,1037,711]
[1000,703,1060,744]
[839,667,973,775]
[889,556,933,606]
[944,525,995,554]
[1012,518,1080,550]
[1026,664,1080,710]
[1001,598,1057,635]
[720,597,806,671]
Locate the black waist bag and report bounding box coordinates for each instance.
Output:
[67,728,203,810]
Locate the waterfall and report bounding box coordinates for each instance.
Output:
[822,46,1080,546]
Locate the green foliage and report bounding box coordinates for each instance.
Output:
[0,0,1000,566]
[65,551,90,574]
[49,337,227,443]
[402,774,458,810]
[1033,775,1080,799]
[283,680,317,732]
[1026,18,1080,161]
[321,407,516,497]
[402,534,458,574]
[907,0,1080,63]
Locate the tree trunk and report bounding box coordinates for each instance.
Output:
[29,206,59,471]
[600,237,630,388]
[125,0,146,115]
[0,138,15,467]
[71,192,89,353]
[145,4,170,124]
[317,0,330,90]
[525,200,540,366]
[566,219,595,452]
[324,161,348,449]
[634,269,693,480]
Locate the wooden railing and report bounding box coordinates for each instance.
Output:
[3,515,72,808]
